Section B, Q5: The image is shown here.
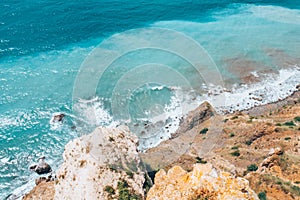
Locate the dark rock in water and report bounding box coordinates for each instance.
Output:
[4,194,18,200]
[30,164,52,175]
[30,156,52,175]
[252,97,263,101]
[51,113,65,123]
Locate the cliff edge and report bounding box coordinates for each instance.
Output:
[147,164,259,200]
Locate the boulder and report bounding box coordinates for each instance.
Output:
[260,147,283,169]
[29,157,52,175]
[268,147,284,156]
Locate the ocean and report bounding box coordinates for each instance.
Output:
[1,0,300,198]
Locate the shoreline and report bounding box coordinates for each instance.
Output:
[3,71,299,191]
[137,67,300,150]
[242,88,300,116]
[211,67,300,114]
[140,82,300,199]
[2,1,300,199]
[8,69,300,199]
[18,82,300,200]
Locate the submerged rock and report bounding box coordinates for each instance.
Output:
[4,194,18,200]
[147,163,259,200]
[50,113,65,123]
[29,157,52,175]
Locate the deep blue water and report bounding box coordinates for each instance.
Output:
[1,0,300,198]
[1,0,300,58]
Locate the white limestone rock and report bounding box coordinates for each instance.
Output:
[54,126,145,200]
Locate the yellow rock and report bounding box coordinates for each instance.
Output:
[146,163,259,200]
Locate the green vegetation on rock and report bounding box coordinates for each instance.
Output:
[104,185,115,195]
[195,157,207,164]
[258,191,267,200]
[117,180,142,200]
[261,174,300,197]
[200,128,209,134]
[247,164,258,172]
[230,150,240,157]
[231,116,238,120]
[283,121,296,126]
[294,116,300,122]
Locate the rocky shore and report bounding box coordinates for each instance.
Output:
[22,87,300,200]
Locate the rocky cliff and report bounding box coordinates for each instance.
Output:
[24,126,146,200]
[23,91,300,200]
[147,163,259,200]
[143,91,300,200]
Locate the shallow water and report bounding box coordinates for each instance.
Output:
[0,1,300,198]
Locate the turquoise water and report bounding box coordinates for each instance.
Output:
[1,1,300,198]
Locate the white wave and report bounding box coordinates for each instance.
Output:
[6,180,35,200]
[73,97,117,129]
[249,5,300,25]
[206,67,300,113]
[0,116,19,129]
[6,157,63,200]
[137,67,299,150]
[0,109,56,130]
[150,85,165,91]
[137,87,201,151]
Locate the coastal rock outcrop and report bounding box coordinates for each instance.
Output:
[146,163,259,200]
[54,126,145,200]
[35,174,56,186]
[23,182,55,200]
[23,91,300,200]
[172,101,214,138]
[29,157,52,175]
